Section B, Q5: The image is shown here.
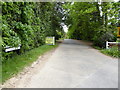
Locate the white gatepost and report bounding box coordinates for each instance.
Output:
[106,41,109,49]
[53,37,55,45]
[106,41,120,49]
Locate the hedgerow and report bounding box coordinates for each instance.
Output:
[2,2,65,62]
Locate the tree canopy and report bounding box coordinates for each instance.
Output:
[63,2,119,47]
[1,1,120,62]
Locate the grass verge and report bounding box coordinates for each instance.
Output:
[92,45,119,58]
[101,46,119,58]
[2,44,58,83]
[92,45,102,50]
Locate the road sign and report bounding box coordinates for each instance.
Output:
[117,27,120,37]
[45,37,55,45]
[5,44,21,52]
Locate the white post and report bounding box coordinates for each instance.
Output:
[53,37,55,45]
[106,41,109,49]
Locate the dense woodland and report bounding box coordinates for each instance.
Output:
[1,1,120,62]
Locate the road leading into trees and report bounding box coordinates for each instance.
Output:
[4,39,118,88]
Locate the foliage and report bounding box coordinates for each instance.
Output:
[92,26,116,48]
[2,2,65,62]
[63,2,119,47]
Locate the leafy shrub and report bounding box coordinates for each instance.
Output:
[2,20,21,62]
[92,26,116,48]
[2,2,64,62]
[2,20,21,48]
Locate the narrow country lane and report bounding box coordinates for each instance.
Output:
[3,39,118,88]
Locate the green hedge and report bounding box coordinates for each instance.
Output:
[2,2,64,62]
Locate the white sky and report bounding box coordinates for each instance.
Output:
[114,0,119,2]
[63,25,68,33]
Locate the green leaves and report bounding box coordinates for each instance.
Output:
[64,2,118,46]
[2,20,21,48]
[2,2,65,62]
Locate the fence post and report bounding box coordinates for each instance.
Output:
[53,37,55,45]
[106,41,109,49]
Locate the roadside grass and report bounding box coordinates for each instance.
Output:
[92,45,119,58]
[92,45,102,50]
[101,46,119,58]
[2,44,58,83]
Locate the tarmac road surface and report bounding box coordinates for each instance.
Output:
[3,39,118,88]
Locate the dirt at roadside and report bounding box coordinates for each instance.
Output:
[1,47,57,88]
